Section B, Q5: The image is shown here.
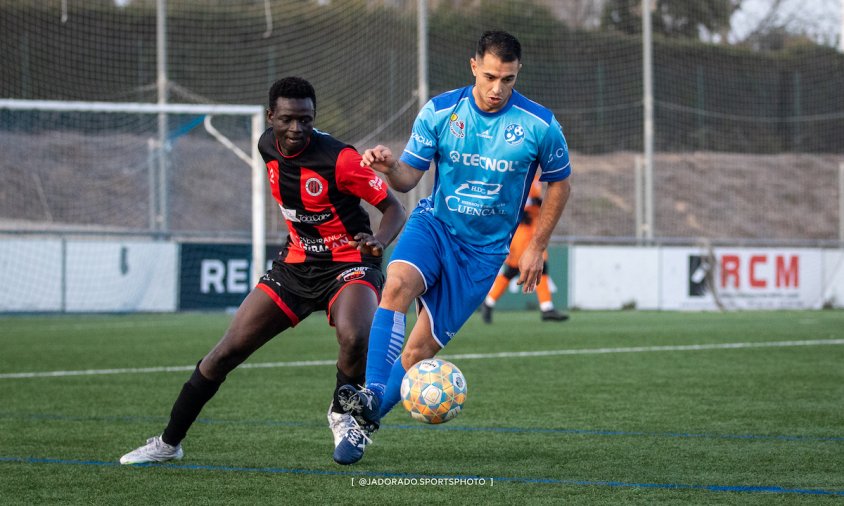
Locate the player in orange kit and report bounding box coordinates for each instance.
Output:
[481,175,569,323]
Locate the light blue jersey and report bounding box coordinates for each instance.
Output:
[400,85,571,255]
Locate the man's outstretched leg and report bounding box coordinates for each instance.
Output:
[119,363,221,465]
[120,288,290,464]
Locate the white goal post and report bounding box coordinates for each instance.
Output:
[0,98,268,286]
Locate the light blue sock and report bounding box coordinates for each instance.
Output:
[380,358,407,418]
[365,308,406,404]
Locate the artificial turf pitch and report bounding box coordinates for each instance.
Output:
[1,310,842,504]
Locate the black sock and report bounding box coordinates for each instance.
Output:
[332,367,364,413]
[161,362,223,446]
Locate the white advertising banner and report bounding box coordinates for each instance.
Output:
[571,246,660,310]
[4,239,838,313]
[661,247,824,310]
[65,241,178,312]
[0,239,63,311]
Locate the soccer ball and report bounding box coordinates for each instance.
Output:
[401,358,467,424]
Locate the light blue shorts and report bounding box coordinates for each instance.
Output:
[389,206,506,347]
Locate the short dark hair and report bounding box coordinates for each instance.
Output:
[476,30,521,63]
[268,77,316,111]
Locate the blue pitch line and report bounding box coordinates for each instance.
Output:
[1,456,842,496]
[1,411,842,443]
[387,423,844,442]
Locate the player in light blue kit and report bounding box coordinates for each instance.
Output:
[334,30,572,464]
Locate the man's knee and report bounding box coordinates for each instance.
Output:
[201,350,238,380]
[381,271,423,309]
[201,334,253,379]
[335,325,368,357]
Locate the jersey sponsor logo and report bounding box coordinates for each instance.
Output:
[449,113,465,138]
[454,180,502,200]
[281,206,333,224]
[444,195,508,216]
[297,236,331,253]
[297,233,350,253]
[338,266,369,282]
[298,211,333,224]
[448,150,516,172]
[267,165,278,186]
[304,177,324,197]
[411,132,434,147]
[504,123,525,145]
[369,177,384,191]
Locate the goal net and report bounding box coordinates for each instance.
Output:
[1,0,843,313]
[0,99,268,312]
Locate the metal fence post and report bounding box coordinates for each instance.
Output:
[839,162,844,246]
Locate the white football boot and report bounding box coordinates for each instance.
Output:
[327,404,360,447]
[119,435,184,465]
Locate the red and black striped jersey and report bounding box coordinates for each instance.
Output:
[258,128,389,264]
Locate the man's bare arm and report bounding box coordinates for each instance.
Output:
[517,179,571,293]
[360,145,426,193]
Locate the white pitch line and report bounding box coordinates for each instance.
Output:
[1,339,843,380]
[0,360,337,379]
[445,338,844,360]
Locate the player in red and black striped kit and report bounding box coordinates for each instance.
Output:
[120,77,406,466]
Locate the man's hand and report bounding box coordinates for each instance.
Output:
[359,145,426,193]
[516,246,544,293]
[350,232,385,257]
[360,145,396,174]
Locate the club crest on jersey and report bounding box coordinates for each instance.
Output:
[504,123,525,145]
[304,177,324,197]
[449,113,465,139]
[338,266,368,282]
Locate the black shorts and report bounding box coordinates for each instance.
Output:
[256,260,384,327]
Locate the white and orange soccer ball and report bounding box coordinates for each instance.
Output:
[400,358,467,424]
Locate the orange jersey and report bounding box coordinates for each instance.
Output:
[505,175,547,268]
